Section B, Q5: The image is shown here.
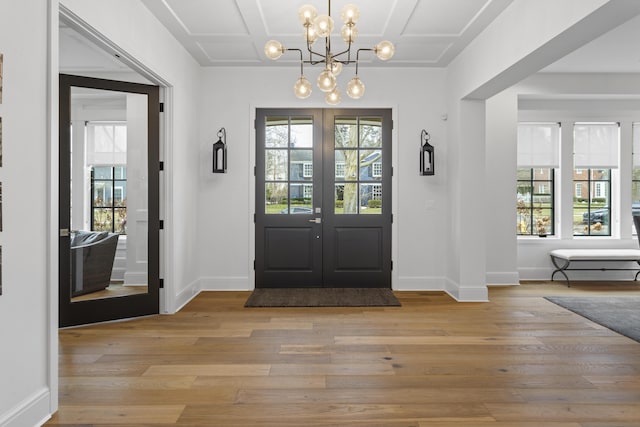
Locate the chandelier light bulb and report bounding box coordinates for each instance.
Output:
[325,88,342,105]
[341,24,358,43]
[303,25,319,44]
[264,40,284,60]
[341,4,360,24]
[298,4,318,24]
[317,69,337,92]
[346,76,365,99]
[330,61,343,76]
[375,40,395,61]
[294,76,313,99]
[314,15,334,38]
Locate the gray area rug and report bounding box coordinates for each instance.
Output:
[245,288,401,307]
[545,296,640,343]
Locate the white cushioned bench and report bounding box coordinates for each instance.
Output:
[550,249,640,286]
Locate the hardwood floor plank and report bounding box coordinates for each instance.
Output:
[47,405,185,424]
[143,364,271,376]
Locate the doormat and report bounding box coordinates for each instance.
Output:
[545,296,640,343]
[245,288,401,307]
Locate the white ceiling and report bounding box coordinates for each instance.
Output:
[139,0,515,67]
[59,0,640,77]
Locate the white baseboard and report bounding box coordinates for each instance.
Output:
[172,279,201,313]
[0,388,51,427]
[443,278,489,302]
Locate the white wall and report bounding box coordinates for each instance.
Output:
[0,0,56,425]
[60,0,204,312]
[196,67,450,292]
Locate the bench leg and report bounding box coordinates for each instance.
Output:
[550,255,571,287]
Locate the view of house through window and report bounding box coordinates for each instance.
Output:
[573,123,618,236]
[516,122,559,236]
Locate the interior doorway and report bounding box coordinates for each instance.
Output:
[255,108,393,288]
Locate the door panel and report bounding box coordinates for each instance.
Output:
[59,74,160,327]
[322,110,392,288]
[255,108,391,289]
[256,110,323,288]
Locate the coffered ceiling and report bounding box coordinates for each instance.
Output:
[139,0,515,67]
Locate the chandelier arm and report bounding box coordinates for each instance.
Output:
[355,48,374,75]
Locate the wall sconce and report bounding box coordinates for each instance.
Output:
[212,127,227,173]
[420,129,434,176]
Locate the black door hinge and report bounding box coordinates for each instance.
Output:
[159,220,164,230]
[159,278,164,288]
[391,261,393,271]
[391,214,393,224]
[159,102,164,113]
[253,260,256,270]
[159,161,164,171]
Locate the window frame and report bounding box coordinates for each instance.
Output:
[517,167,555,236]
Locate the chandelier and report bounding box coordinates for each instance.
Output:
[264,1,395,105]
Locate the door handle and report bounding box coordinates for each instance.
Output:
[308,218,322,224]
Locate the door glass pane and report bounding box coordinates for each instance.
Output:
[335,118,358,147]
[336,183,358,214]
[291,150,313,181]
[265,116,289,147]
[265,149,288,181]
[360,117,382,148]
[265,182,288,214]
[290,116,313,148]
[360,184,382,214]
[360,150,382,181]
[69,87,148,302]
[336,149,358,181]
[289,184,312,213]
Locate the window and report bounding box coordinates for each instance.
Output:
[335,161,345,178]
[303,162,312,178]
[517,168,554,235]
[372,162,382,177]
[573,123,618,236]
[632,123,640,234]
[91,166,127,234]
[517,123,559,236]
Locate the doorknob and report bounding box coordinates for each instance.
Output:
[308,218,322,224]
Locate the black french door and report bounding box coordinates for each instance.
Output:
[59,74,160,327]
[255,108,392,288]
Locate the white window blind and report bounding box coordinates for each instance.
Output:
[633,123,640,167]
[86,122,127,166]
[517,123,560,168]
[573,122,619,169]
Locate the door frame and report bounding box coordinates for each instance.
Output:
[56,6,174,322]
[248,105,399,290]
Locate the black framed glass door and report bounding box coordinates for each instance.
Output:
[255,108,392,288]
[59,74,160,327]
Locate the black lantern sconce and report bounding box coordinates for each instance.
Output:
[420,129,434,176]
[212,127,227,173]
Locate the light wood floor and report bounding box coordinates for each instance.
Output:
[46,282,640,426]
